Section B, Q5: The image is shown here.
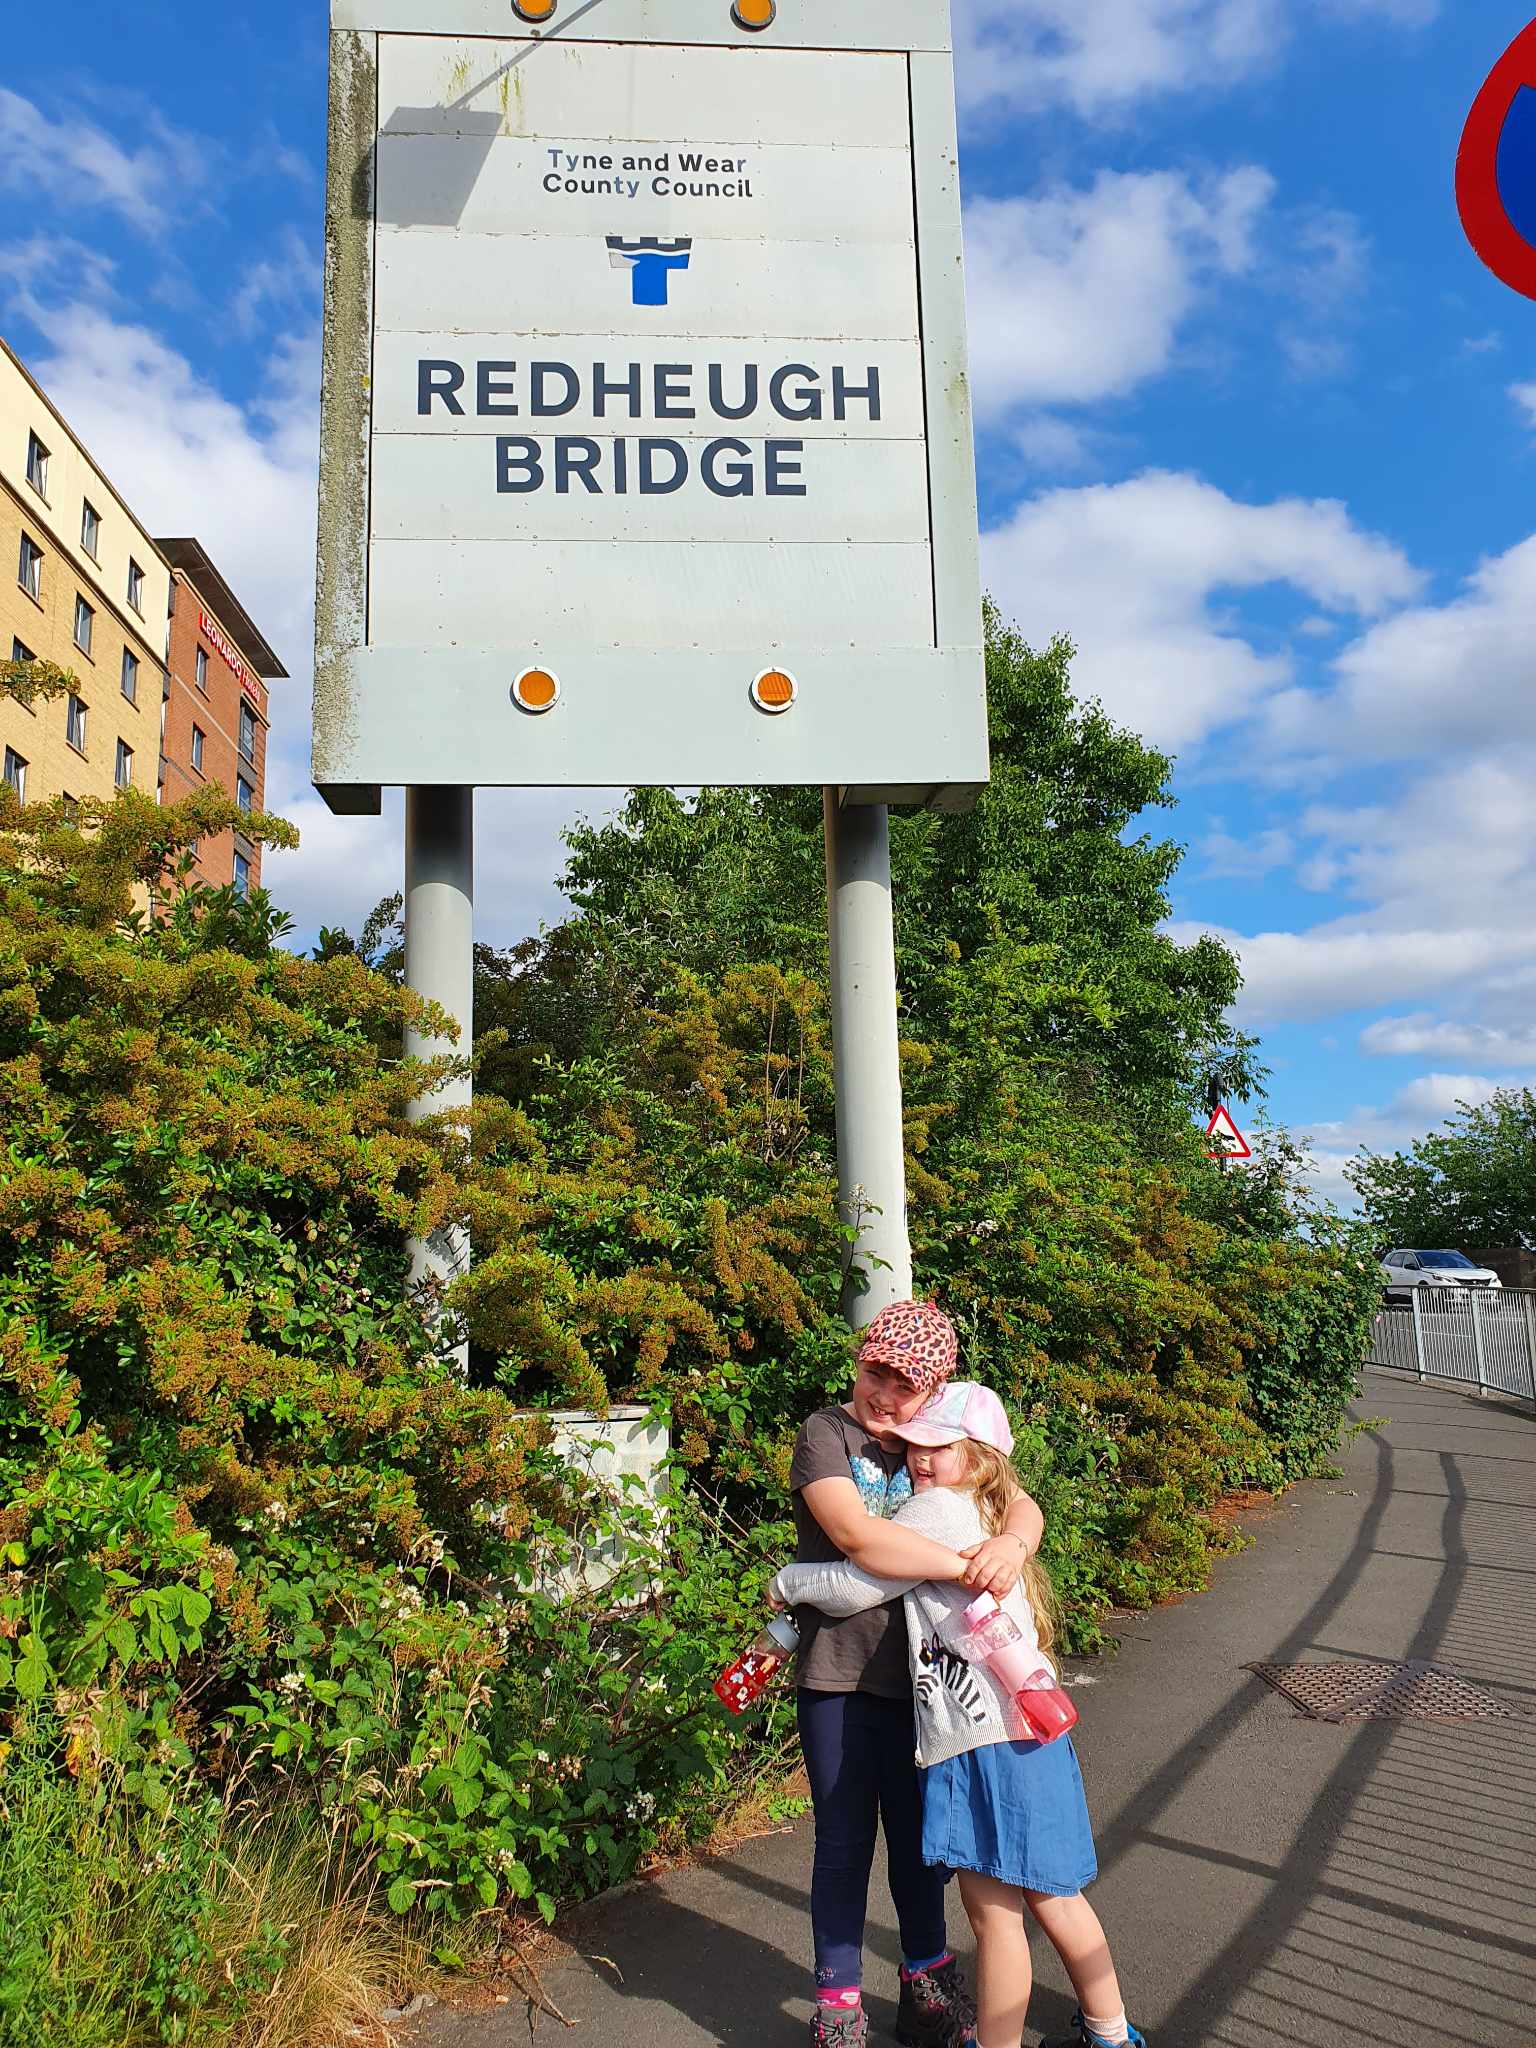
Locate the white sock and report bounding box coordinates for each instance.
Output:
[1082,2012,1130,2045]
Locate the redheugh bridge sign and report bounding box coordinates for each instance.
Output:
[314,0,985,1341]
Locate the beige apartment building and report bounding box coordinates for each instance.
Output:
[1,336,171,815]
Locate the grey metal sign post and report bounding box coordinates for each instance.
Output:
[825,794,912,1325]
[402,787,474,1357]
[315,0,987,1335]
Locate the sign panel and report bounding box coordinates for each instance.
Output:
[1457,18,1536,302]
[314,1,986,813]
[1206,1105,1252,1163]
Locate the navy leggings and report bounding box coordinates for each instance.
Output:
[796,1688,949,1989]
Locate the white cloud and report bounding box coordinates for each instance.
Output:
[955,0,1282,119]
[0,89,209,233]
[1362,1016,1536,1066]
[1294,755,1536,915]
[28,303,318,673]
[1511,381,1536,427]
[1009,413,1098,473]
[1299,1071,1501,1206]
[1199,823,1295,878]
[981,470,1420,749]
[229,226,323,339]
[1172,751,1536,1066]
[965,167,1275,421]
[1266,534,1536,764]
[1168,918,1529,1025]
[954,0,1436,120]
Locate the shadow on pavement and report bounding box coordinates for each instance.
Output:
[1094,1379,1536,2047]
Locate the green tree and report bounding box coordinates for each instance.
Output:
[450,609,1374,1629]
[519,612,1260,1126]
[1348,1087,1536,1249]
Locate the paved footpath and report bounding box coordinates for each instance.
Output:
[416,1369,1536,2048]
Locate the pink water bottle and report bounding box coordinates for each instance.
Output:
[962,1593,1078,1744]
[713,1614,800,1715]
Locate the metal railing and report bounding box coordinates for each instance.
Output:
[1367,1287,1536,1408]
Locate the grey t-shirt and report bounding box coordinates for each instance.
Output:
[790,1405,916,1699]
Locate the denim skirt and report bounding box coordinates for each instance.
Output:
[920,1736,1098,1895]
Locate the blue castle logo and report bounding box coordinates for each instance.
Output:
[606,235,693,307]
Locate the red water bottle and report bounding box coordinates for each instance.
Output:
[962,1593,1078,1744]
[713,1614,800,1715]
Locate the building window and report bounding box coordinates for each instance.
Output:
[66,695,88,754]
[81,501,101,559]
[121,648,139,702]
[232,850,251,899]
[238,702,256,763]
[25,432,49,498]
[3,748,26,802]
[236,775,254,812]
[195,645,208,692]
[115,739,133,791]
[61,793,79,824]
[18,534,42,601]
[127,559,144,613]
[73,595,94,656]
[11,636,34,665]
[160,679,168,742]
[190,724,205,773]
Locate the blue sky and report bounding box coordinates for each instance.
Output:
[5,0,1536,1202]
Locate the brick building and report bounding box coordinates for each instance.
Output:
[1,337,170,814]
[157,540,286,894]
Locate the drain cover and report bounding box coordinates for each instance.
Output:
[1247,1659,1524,1722]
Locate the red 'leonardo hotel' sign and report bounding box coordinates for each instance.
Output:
[198,607,262,703]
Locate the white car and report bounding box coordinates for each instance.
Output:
[1379,1249,1503,1302]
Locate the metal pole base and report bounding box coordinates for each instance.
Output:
[404,786,474,1367]
[824,790,913,1329]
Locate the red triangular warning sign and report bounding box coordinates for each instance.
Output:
[1206,1105,1252,1160]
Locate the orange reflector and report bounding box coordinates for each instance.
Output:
[732,0,776,28]
[512,667,560,714]
[750,667,797,714]
[512,0,557,20]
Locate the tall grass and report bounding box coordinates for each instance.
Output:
[0,1714,434,2048]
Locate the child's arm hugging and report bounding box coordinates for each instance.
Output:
[773,1488,977,1616]
[797,1475,974,1585]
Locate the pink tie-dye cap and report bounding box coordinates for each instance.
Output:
[885,1381,1014,1456]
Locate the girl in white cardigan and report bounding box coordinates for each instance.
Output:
[774,1382,1144,2048]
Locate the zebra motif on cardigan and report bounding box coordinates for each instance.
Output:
[917,1632,990,1724]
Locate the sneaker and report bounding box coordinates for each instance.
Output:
[896,1957,978,2047]
[811,2006,869,2048]
[1039,2013,1146,2048]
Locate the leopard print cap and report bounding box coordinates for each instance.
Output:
[855,1299,959,1394]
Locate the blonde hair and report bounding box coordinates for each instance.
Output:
[955,1440,1059,1655]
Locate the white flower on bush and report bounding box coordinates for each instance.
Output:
[626,1791,657,1822]
[379,1578,426,1620]
[277,1671,306,1698]
[263,1499,293,1526]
